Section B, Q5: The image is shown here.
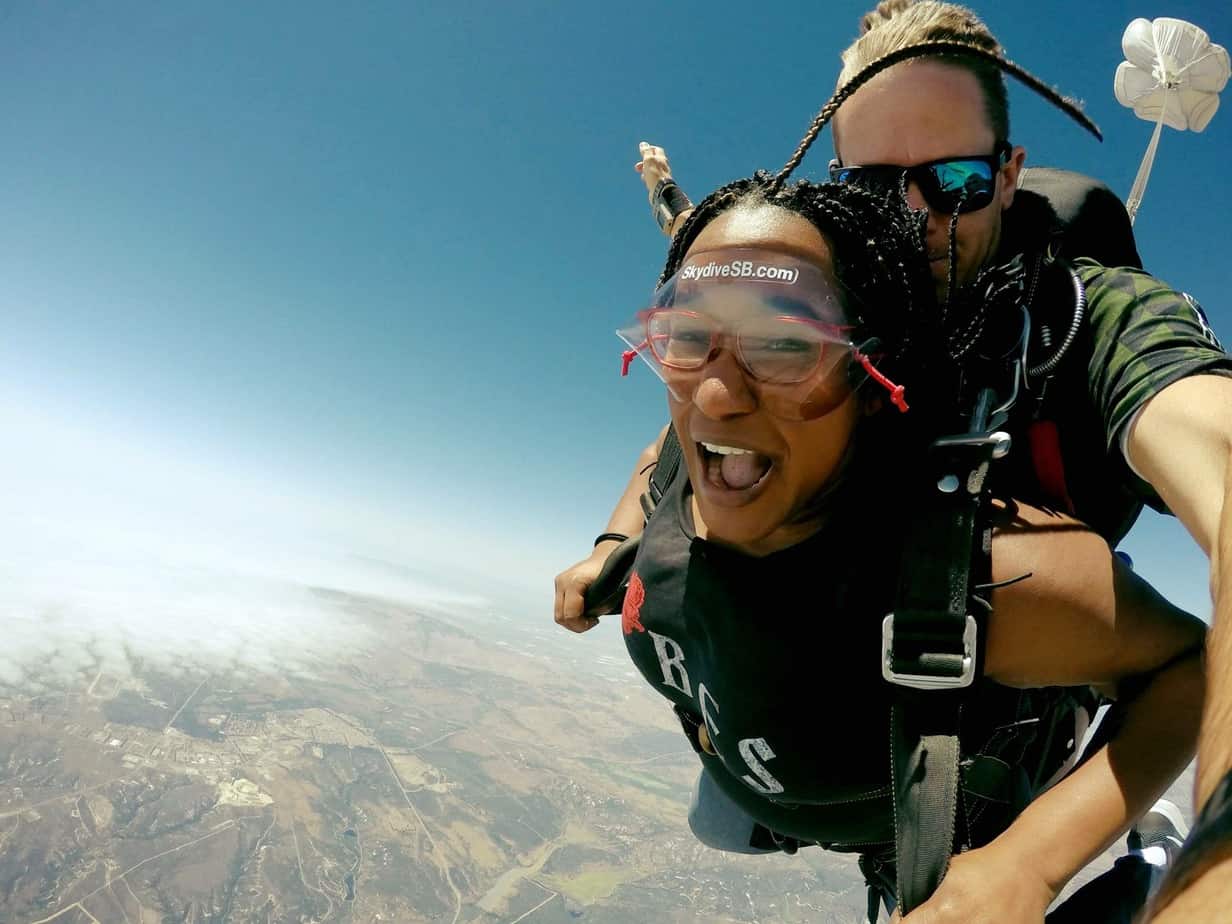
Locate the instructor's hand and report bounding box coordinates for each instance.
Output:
[893,845,1055,924]
[635,141,673,196]
[553,547,613,633]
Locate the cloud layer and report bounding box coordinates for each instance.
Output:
[0,402,494,690]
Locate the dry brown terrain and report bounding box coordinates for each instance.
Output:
[0,587,1195,923]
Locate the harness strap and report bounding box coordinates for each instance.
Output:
[643,425,684,520]
[886,387,1002,916]
[649,401,999,919]
[891,702,964,915]
[583,425,684,619]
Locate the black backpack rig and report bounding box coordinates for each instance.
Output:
[584,168,1143,920]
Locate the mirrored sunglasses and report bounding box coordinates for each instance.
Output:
[829,142,1011,215]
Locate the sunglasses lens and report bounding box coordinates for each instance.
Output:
[832,165,903,197]
[830,165,857,184]
[647,311,712,368]
[835,156,1001,214]
[918,159,996,213]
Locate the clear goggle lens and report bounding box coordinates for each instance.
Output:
[645,309,847,384]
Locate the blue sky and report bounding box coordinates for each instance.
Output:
[1,1,1229,621]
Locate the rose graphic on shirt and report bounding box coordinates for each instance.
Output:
[622,571,646,636]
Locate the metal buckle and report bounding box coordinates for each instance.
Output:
[930,431,1012,495]
[931,430,1012,459]
[881,613,978,690]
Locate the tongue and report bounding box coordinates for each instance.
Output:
[719,452,772,490]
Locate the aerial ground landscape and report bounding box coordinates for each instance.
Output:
[0,573,1194,924]
[0,575,875,924]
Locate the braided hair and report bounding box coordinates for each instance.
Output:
[656,175,964,505]
[659,173,1032,427]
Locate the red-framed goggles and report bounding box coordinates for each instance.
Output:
[619,248,907,421]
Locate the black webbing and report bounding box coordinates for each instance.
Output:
[643,424,685,520]
[583,425,685,620]
[888,388,999,916]
[891,701,964,915]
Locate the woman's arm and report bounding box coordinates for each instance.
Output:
[927,501,1205,919]
[984,500,1202,689]
[552,425,668,632]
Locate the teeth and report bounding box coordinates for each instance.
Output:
[701,442,752,456]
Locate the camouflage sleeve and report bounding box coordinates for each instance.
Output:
[1079,258,1232,453]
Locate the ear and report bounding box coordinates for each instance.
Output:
[848,358,887,416]
[999,144,1027,210]
[861,393,885,416]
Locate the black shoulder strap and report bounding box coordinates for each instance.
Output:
[642,425,684,520]
[581,424,683,621]
[582,533,642,620]
[883,388,1003,918]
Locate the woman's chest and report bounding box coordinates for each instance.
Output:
[623,540,893,801]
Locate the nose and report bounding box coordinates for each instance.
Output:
[691,349,758,420]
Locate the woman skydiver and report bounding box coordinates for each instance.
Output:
[610,173,1205,923]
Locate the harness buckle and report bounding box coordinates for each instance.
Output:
[931,430,1012,460]
[881,613,978,690]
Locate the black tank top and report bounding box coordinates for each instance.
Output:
[623,473,1072,849]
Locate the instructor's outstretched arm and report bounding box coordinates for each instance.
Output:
[1127,375,1232,922]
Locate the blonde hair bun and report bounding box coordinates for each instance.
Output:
[859,0,918,36]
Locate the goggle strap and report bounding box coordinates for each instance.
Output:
[853,347,909,413]
[621,344,643,377]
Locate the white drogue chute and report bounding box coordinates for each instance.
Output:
[1114,17,1229,223]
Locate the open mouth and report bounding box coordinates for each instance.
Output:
[697,441,775,500]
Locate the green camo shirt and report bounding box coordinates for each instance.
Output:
[996,257,1232,543]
